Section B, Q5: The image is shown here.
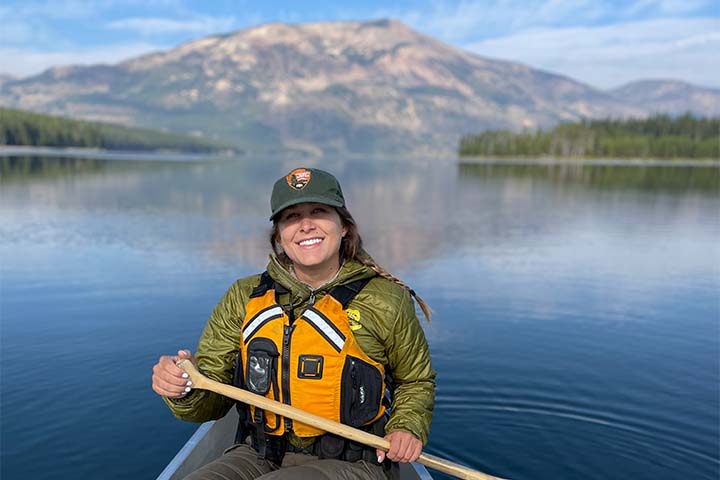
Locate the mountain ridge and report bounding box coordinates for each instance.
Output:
[608,80,720,117]
[1,19,716,155]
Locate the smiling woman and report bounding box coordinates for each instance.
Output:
[275,203,347,288]
[151,167,436,480]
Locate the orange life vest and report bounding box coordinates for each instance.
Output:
[240,273,386,438]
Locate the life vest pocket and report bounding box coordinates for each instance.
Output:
[246,337,279,396]
[340,356,383,427]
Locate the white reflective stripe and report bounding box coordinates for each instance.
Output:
[243,306,284,342]
[302,309,345,351]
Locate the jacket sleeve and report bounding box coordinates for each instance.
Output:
[383,290,436,444]
[163,280,249,423]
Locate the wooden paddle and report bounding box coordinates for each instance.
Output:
[176,360,507,480]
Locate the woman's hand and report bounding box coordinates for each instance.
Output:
[376,430,422,463]
[151,350,197,398]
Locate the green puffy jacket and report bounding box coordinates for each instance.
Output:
[164,255,436,444]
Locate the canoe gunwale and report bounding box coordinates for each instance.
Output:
[156,420,216,480]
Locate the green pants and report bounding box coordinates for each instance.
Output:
[184,443,389,480]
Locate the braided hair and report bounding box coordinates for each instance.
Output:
[270,206,431,321]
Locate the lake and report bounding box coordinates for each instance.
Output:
[1,155,718,480]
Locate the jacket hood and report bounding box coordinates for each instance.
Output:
[266,254,376,305]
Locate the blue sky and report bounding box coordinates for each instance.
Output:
[1,0,718,89]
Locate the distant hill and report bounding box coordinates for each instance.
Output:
[0,20,714,155]
[609,80,720,117]
[0,107,236,152]
[0,75,16,88]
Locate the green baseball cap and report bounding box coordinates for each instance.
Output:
[270,167,345,220]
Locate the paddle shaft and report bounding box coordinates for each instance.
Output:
[177,360,506,480]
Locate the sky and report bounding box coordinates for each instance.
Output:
[0,0,718,89]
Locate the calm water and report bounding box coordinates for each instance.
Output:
[1,156,718,480]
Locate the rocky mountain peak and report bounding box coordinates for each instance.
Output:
[1,19,715,154]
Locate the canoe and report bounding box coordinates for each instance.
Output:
[156,408,434,479]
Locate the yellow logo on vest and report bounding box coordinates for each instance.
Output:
[347,309,362,330]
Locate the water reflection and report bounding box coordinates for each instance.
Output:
[1,155,106,179]
[459,162,720,192]
[1,155,718,480]
[2,156,718,273]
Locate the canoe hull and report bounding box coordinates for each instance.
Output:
[157,408,433,479]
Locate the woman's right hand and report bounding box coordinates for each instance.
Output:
[151,350,197,398]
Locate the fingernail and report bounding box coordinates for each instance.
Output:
[181,373,189,378]
[186,381,192,386]
[184,386,191,393]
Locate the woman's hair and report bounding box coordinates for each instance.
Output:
[270,206,431,321]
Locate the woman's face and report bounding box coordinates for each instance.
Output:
[276,202,346,280]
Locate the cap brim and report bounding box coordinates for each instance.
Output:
[270,197,345,220]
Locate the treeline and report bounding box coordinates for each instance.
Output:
[459,114,719,159]
[0,108,234,152]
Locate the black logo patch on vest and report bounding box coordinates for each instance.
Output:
[297,355,324,379]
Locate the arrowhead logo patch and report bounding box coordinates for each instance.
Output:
[286,168,312,190]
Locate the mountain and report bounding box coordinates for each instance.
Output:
[0,20,706,155]
[608,80,720,118]
[0,74,16,88]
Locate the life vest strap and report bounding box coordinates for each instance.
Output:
[250,272,372,309]
[253,408,267,464]
[327,277,372,309]
[272,412,389,464]
[250,271,274,298]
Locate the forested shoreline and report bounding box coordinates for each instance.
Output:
[0,108,235,153]
[459,114,719,159]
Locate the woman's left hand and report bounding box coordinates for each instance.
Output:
[376,430,422,463]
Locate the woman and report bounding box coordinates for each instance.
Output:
[152,167,435,480]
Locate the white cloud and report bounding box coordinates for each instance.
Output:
[626,0,713,15]
[0,43,164,78]
[533,0,609,24]
[465,17,720,88]
[8,0,185,19]
[384,0,718,41]
[0,20,39,44]
[107,16,237,36]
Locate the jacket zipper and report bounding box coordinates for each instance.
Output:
[282,323,296,432]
